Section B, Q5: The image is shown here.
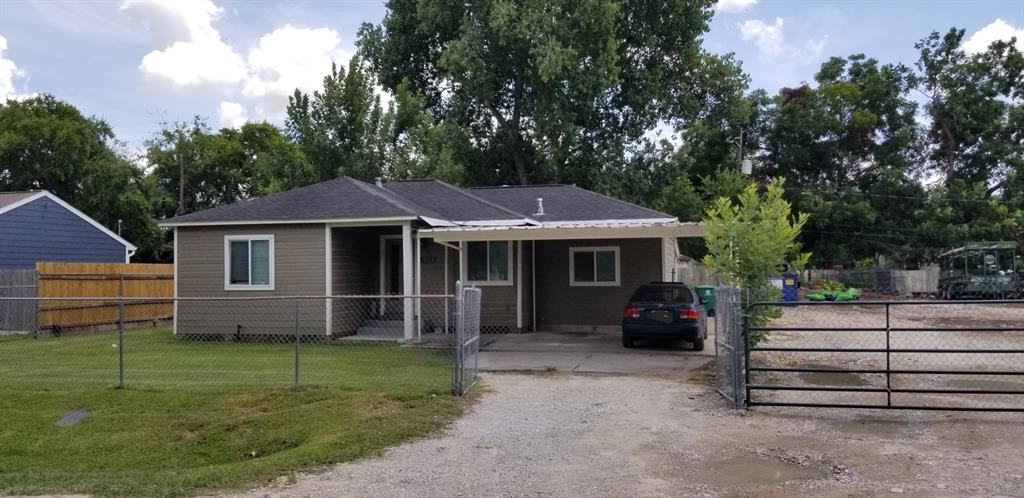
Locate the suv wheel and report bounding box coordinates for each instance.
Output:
[692,337,705,352]
[622,335,634,348]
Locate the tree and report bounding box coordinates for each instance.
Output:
[285,57,391,182]
[0,95,162,260]
[915,28,1024,188]
[145,119,310,219]
[750,55,923,265]
[702,178,809,341]
[359,0,727,186]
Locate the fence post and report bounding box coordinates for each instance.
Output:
[742,300,751,408]
[452,281,463,395]
[732,288,744,411]
[294,300,301,388]
[118,272,125,389]
[885,303,892,407]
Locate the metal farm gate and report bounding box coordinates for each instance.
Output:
[453,283,482,395]
[744,300,1024,412]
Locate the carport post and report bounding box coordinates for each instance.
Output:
[402,223,414,341]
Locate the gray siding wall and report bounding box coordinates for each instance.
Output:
[534,238,662,328]
[0,197,126,269]
[175,224,327,337]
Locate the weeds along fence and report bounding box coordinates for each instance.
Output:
[801,268,939,296]
[0,292,482,395]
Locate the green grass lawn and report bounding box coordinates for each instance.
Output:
[0,327,462,497]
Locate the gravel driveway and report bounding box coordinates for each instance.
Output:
[232,372,1024,498]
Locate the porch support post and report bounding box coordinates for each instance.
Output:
[402,223,414,341]
[415,233,422,340]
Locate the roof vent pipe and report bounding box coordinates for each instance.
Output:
[534,197,545,216]
[374,177,383,188]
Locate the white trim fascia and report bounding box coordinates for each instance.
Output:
[161,216,417,228]
[1,191,137,251]
[568,246,621,287]
[463,240,514,287]
[325,225,333,336]
[539,218,678,227]
[422,223,705,242]
[223,234,276,291]
[454,219,535,226]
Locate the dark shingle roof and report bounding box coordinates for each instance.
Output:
[162,177,441,225]
[0,191,40,211]
[383,180,527,222]
[160,177,677,226]
[468,184,673,222]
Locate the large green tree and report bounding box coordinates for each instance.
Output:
[0,95,162,260]
[145,119,310,219]
[285,57,391,182]
[359,0,730,186]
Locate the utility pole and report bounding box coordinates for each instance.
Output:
[178,150,185,215]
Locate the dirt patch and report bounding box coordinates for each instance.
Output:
[233,373,1024,498]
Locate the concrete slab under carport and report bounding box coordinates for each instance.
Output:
[477,329,714,374]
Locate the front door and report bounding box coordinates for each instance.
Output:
[381,237,404,317]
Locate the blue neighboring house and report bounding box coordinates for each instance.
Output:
[0,190,136,269]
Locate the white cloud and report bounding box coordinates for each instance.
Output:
[121,0,246,86]
[242,25,350,120]
[0,35,29,101]
[716,0,758,13]
[963,19,1024,54]
[218,101,248,128]
[739,17,785,56]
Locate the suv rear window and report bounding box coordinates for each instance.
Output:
[630,285,694,303]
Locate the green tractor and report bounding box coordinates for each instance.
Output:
[937,241,1020,300]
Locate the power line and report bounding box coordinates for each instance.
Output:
[780,185,1009,205]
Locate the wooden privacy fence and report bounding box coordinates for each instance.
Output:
[34,262,173,331]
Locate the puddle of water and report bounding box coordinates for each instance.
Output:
[949,378,1024,391]
[798,363,866,386]
[832,419,905,437]
[699,456,827,488]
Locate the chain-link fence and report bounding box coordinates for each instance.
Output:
[0,292,482,395]
[713,285,744,409]
[746,300,1024,411]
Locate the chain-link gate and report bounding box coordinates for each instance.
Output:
[714,286,744,409]
[453,282,482,395]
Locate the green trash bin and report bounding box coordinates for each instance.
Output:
[695,285,716,317]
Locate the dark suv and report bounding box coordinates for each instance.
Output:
[622,282,708,351]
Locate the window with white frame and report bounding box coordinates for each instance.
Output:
[466,241,511,284]
[224,235,274,290]
[570,246,620,286]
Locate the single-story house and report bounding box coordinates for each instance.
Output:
[160,177,703,339]
[0,190,136,269]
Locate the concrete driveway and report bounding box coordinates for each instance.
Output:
[477,329,714,374]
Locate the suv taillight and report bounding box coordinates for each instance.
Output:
[679,308,699,320]
[623,307,640,318]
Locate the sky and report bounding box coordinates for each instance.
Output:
[0,0,1022,154]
